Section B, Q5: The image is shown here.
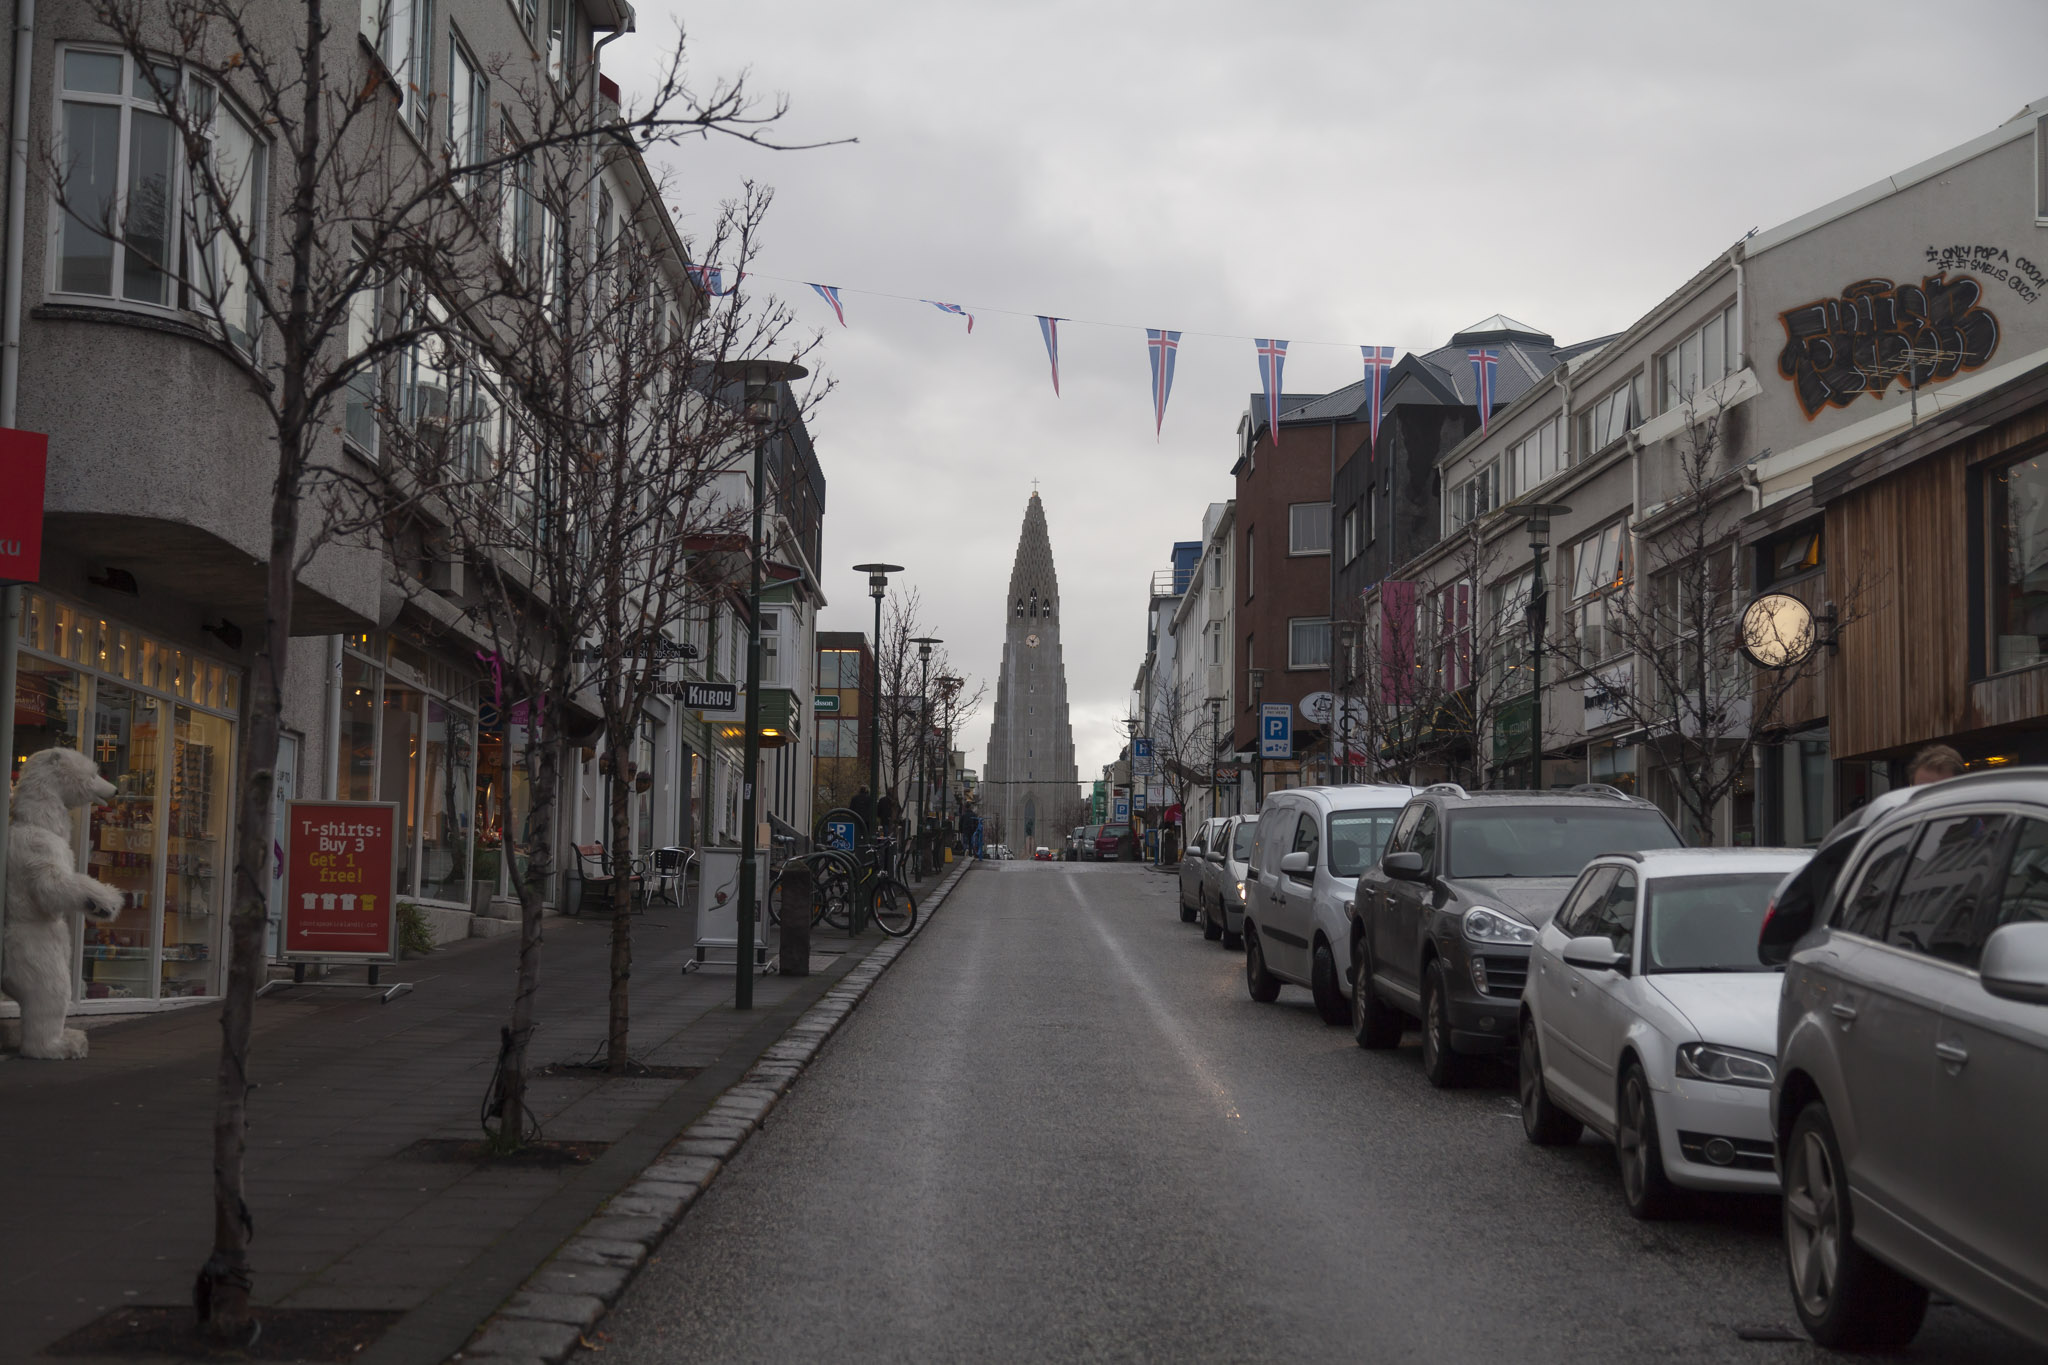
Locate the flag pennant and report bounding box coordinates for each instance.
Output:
[925,300,975,333]
[1037,316,1063,396]
[1468,348,1500,434]
[1361,345,1394,453]
[685,265,742,297]
[809,283,847,327]
[1146,329,1182,440]
[1256,338,1289,447]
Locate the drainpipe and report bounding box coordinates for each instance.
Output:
[0,0,38,964]
[322,635,344,797]
[1728,243,1747,372]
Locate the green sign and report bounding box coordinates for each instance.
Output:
[814,693,840,713]
[1494,695,1534,763]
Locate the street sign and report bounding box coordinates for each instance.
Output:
[0,427,47,585]
[814,693,840,713]
[1261,702,1292,759]
[654,679,741,717]
[1112,796,1131,822]
[280,800,399,962]
[1133,791,1147,810]
[822,817,858,850]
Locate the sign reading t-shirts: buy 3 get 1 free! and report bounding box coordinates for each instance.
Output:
[282,801,401,961]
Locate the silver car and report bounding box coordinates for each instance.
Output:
[1199,815,1254,950]
[1178,818,1226,925]
[1773,769,2048,1349]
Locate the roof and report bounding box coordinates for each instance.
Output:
[1598,848,1814,872]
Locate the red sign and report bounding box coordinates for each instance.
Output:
[0,427,48,585]
[281,800,400,960]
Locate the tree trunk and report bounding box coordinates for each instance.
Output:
[606,738,634,1072]
[492,719,560,1150]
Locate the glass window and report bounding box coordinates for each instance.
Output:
[1287,811,1320,873]
[1445,807,1678,878]
[1658,304,1736,412]
[1288,617,1330,670]
[1510,415,1566,493]
[1988,453,2048,672]
[1577,378,1642,456]
[1289,502,1331,555]
[380,684,423,897]
[1886,814,2012,965]
[84,682,163,1002]
[163,705,230,996]
[1643,872,1783,972]
[1328,809,1399,875]
[1231,820,1256,861]
[1995,818,2048,936]
[1569,523,1628,663]
[1409,804,1439,869]
[416,699,473,903]
[1447,459,1500,532]
[1584,870,1639,957]
[1834,823,1917,937]
[343,262,380,455]
[1556,866,1618,938]
[11,657,85,783]
[447,32,487,194]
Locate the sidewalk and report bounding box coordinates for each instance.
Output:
[0,857,972,1364]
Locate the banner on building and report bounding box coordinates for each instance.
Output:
[0,426,47,585]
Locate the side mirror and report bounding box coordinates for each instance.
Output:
[1562,935,1628,972]
[1383,851,1427,882]
[1279,850,1313,878]
[1981,921,2048,1005]
[1207,849,1225,862]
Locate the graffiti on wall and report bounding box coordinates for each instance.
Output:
[1923,244,2045,303]
[1777,272,2000,419]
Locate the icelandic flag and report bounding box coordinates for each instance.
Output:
[1361,346,1394,452]
[685,265,741,297]
[1146,329,1181,440]
[1468,348,1499,434]
[926,300,974,333]
[809,283,847,327]
[1256,339,1288,448]
[1037,316,1063,396]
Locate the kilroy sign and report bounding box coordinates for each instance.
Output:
[280,800,400,962]
[654,679,741,718]
[0,427,48,585]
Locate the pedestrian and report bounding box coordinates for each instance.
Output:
[849,785,875,841]
[877,789,899,839]
[1908,744,1966,785]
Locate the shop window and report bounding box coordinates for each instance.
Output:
[416,700,473,904]
[1760,520,1824,588]
[1987,452,2048,672]
[164,704,230,997]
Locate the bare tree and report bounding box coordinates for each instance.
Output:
[53,0,832,1336]
[1145,674,1215,834]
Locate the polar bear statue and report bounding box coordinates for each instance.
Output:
[5,748,122,1059]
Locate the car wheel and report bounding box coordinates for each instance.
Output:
[1244,925,1281,1003]
[1419,959,1471,1089]
[1352,941,1403,1050]
[1202,895,1223,942]
[1311,940,1352,1026]
[1782,1099,1930,1348]
[1518,1014,1583,1146]
[1616,1063,1681,1220]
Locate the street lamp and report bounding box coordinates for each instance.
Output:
[1518,503,1572,792]
[714,356,809,1011]
[1335,621,1357,785]
[936,673,961,857]
[1247,666,1266,808]
[910,635,942,876]
[851,562,903,845]
[1207,696,1223,822]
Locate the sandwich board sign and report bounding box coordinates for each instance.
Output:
[280,800,399,961]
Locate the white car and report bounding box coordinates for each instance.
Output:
[1200,814,1256,950]
[1519,846,1813,1219]
[1243,784,1416,1024]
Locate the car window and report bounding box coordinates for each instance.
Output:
[1186,832,1205,857]
[1583,870,1638,957]
[1231,820,1256,861]
[1327,809,1400,876]
[1444,807,1678,878]
[1834,823,1918,937]
[1886,813,2013,966]
[1556,866,1619,938]
[1385,803,1422,857]
[1644,872,1785,973]
[1995,817,2048,937]
[1409,805,1440,870]
[1290,812,1320,870]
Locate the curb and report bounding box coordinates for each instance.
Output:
[449,857,978,1365]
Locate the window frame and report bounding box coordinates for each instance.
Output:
[1446,457,1501,533]
[1287,616,1331,671]
[1568,522,1630,667]
[1576,376,1643,459]
[1657,304,1737,413]
[1509,414,1565,495]
[445,28,487,196]
[1288,501,1332,556]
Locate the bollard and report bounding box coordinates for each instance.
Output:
[779,862,812,977]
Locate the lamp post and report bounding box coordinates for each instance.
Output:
[910,636,941,875]
[1248,667,1266,808]
[1207,696,1223,823]
[851,562,902,843]
[1335,621,1357,785]
[714,357,809,1011]
[1518,503,1572,793]
[937,672,961,856]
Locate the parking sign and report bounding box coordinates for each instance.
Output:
[1260,702,1292,759]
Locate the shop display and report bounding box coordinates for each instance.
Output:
[2,748,124,1058]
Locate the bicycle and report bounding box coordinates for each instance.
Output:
[773,823,917,938]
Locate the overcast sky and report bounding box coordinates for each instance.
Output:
[614,0,2048,784]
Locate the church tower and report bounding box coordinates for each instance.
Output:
[984,492,1080,847]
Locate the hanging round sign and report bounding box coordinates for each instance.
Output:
[1739,592,1817,669]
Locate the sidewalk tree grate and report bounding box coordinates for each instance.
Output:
[46,1306,401,1361]
[398,1138,610,1167]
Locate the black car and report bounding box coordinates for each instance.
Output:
[1348,783,1682,1087]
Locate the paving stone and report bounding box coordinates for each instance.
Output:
[671,1136,738,1160]
[555,1237,646,1268]
[468,1317,583,1360]
[503,1290,605,1328]
[526,1261,630,1300]
[645,1156,718,1185]
[686,1119,751,1141]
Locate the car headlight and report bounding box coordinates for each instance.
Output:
[1675,1042,1776,1089]
[1462,906,1535,946]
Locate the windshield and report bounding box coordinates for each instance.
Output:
[1231,822,1256,861]
[1446,808,1679,878]
[1328,810,1401,876]
[1645,873,1786,973]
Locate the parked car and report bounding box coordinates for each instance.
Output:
[1179,818,1226,923]
[1242,784,1416,1023]
[1350,783,1682,1086]
[1519,847,1812,1219]
[1095,826,1123,860]
[1200,814,1255,950]
[1772,768,2048,1350]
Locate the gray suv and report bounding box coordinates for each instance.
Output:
[1773,769,2048,1350]
[1350,784,1681,1087]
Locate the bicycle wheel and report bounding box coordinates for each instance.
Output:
[870,877,917,937]
[815,867,854,929]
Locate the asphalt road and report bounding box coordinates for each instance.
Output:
[601,862,2047,1364]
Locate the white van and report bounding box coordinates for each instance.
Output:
[1243,784,1415,1024]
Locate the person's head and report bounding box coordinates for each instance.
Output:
[1909,744,1966,785]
